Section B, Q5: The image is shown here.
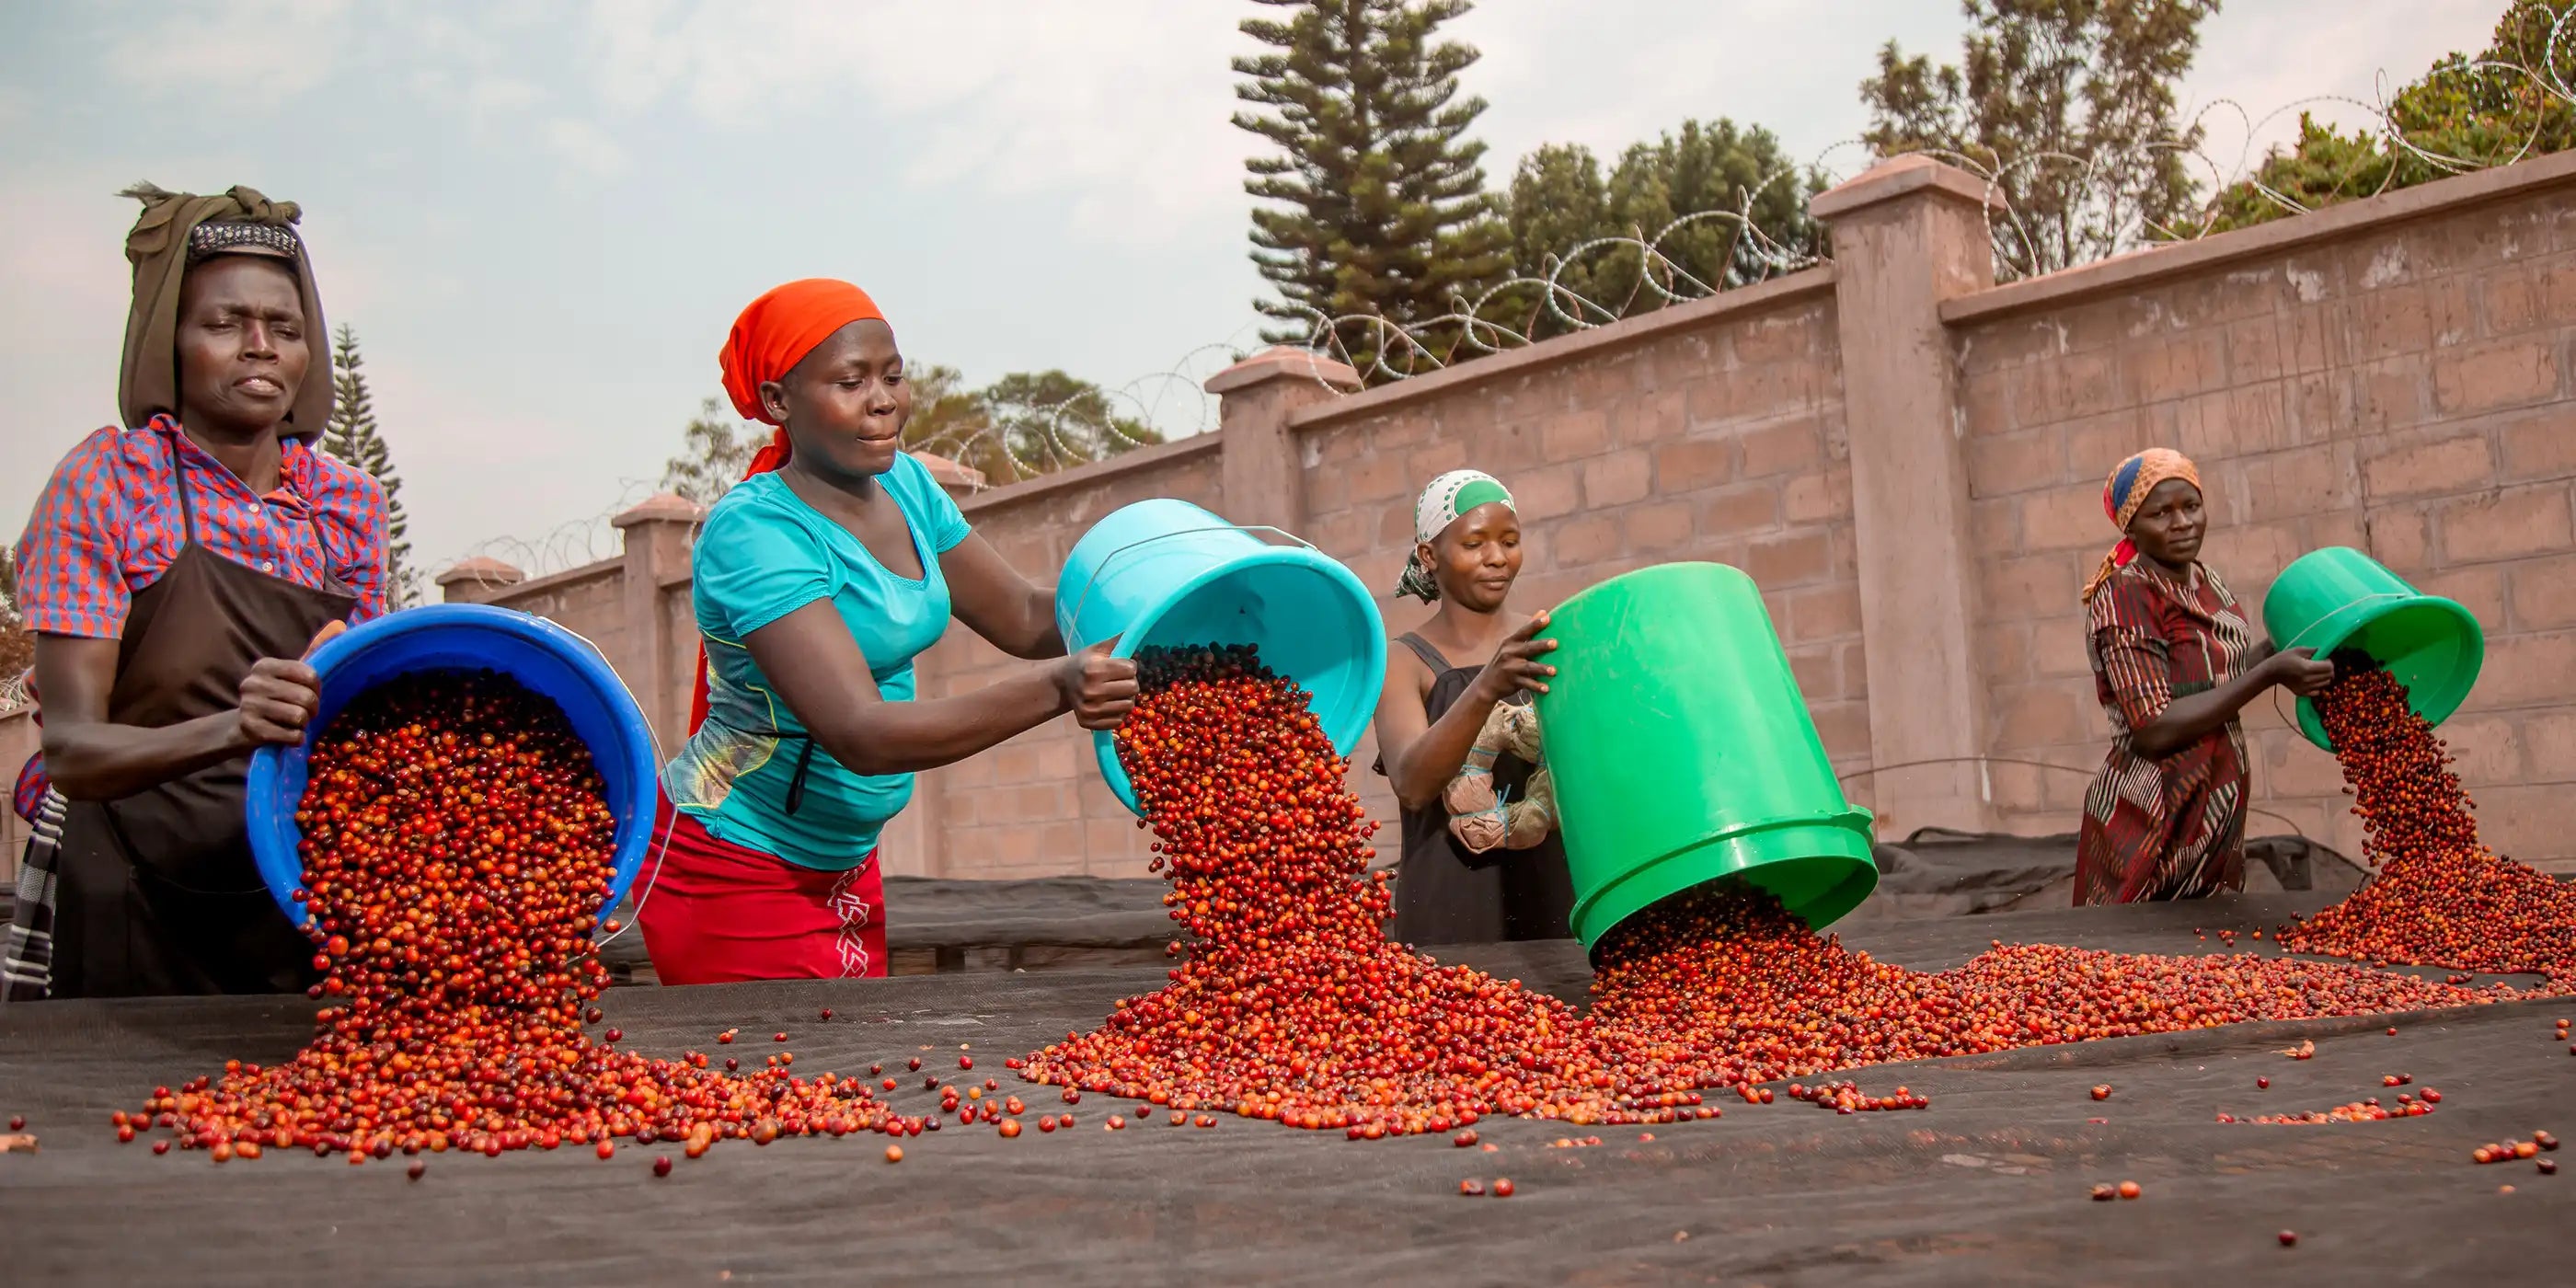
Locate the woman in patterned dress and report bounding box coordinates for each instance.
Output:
[2073,449,2336,905]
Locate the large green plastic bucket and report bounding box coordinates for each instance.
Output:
[1536,562,1878,950]
[2259,546,2483,752]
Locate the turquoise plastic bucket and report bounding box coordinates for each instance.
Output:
[1056,499,1386,814]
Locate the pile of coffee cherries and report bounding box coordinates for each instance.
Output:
[1582,880,2504,1091]
[2277,665,2576,983]
[131,672,897,1165]
[2225,1095,2438,1126]
[1026,648,2562,1134]
[1020,647,1698,1134]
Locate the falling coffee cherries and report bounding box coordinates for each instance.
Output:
[124,672,895,1167]
[2278,666,2576,982]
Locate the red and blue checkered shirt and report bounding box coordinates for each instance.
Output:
[15,416,390,640]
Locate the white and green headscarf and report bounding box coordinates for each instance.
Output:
[1396,469,1516,601]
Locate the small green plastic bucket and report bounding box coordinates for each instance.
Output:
[2259,546,2483,751]
[1535,562,1878,950]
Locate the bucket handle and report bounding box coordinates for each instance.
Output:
[1064,523,1317,650]
[2274,591,2408,656]
[2266,590,2407,734]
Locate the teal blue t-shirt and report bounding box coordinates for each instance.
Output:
[664,455,972,869]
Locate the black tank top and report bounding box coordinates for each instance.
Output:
[1375,632,1574,945]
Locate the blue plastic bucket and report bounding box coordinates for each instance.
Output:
[244,603,661,926]
[1056,499,1386,814]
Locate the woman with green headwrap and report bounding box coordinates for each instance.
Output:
[1370,470,1572,945]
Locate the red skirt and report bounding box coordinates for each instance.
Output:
[635,804,888,985]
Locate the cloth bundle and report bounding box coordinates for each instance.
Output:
[1442,702,1557,853]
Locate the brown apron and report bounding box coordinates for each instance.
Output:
[49,456,357,998]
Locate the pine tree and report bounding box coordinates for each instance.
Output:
[1234,0,1512,377]
[321,326,419,607]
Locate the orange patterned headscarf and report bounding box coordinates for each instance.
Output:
[689,280,889,734]
[2081,448,2202,604]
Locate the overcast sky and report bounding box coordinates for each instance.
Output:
[0,0,2510,577]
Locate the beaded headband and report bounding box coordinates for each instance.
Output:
[186,221,302,264]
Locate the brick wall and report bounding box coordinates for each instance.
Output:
[1953,162,2576,868]
[443,150,2576,880]
[1287,275,1863,831]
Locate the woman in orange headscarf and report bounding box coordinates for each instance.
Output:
[637,281,1136,983]
[2074,448,2335,905]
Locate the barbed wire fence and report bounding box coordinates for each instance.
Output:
[427,24,2571,575]
[423,476,668,592]
[418,332,1267,587]
[1289,15,2574,385]
[905,334,1257,485]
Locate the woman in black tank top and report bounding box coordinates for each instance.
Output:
[1370,471,1571,945]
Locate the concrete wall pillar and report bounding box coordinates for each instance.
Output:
[1206,346,1361,533]
[1811,156,2003,837]
[433,556,523,604]
[610,493,703,753]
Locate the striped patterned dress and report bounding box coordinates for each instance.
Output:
[2074,559,2260,904]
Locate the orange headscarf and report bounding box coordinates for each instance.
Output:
[689,279,889,734]
[2081,448,2202,604]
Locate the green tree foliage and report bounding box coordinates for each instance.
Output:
[981,371,1165,481]
[2208,1,2576,231]
[320,326,420,607]
[898,365,1010,485]
[0,544,30,690]
[1234,0,1512,373]
[658,397,761,507]
[658,369,1165,500]
[1860,0,2222,277]
[1499,121,1823,339]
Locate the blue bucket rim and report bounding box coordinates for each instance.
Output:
[1071,542,1387,814]
[244,603,661,926]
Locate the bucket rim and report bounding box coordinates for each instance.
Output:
[1082,544,1388,813]
[1552,560,1755,615]
[1566,805,1879,949]
[1068,541,1357,659]
[2287,592,2485,750]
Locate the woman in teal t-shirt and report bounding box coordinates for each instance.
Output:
[638,280,1135,984]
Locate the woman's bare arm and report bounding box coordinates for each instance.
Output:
[1371,615,1558,812]
[742,600,1132,776]
[939,534,1065,661]
[35,625,336,799]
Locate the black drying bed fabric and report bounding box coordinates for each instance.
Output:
[593,876,1178,983]
[875,875,1174,949]
[586,834,2362,982]
[4,893,2570,1287]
